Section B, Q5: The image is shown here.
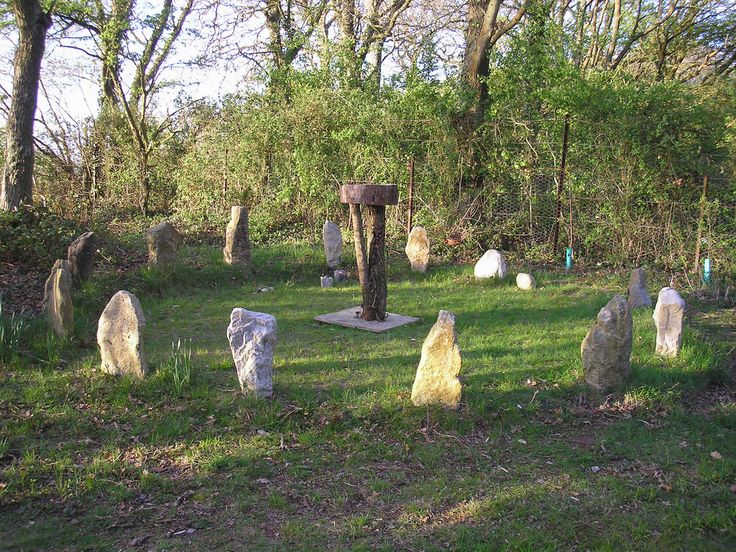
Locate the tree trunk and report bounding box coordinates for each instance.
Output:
[362,205,387,321]
[1,0,51,210]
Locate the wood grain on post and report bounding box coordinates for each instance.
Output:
[339,183,398,206]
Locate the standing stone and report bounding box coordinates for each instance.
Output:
[411,310,462,409]
[405,226,430,273]
[43,259,74,338]
[333,269,348,282]
[224,206,251,266]
[516,273,536,290]
[146,222,180,266]
[627,268,652,308]
[227,308,276,398]
[97,291,147,378]
[67,231,97,281]
[320,276,333,288]
[474,249,507,279]
[581,295,633,391]
[653,287,686,357]
[323,221,342,269]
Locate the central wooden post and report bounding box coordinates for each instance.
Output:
[340,184,398,321]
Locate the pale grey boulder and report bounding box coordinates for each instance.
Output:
[516,273,536,290]
[627,268,652,308]
[97,291,147,378]
[224,206,251,266]
[474,249,507,279]
[227,308,277,398]
[43,259,74,338]
[653,287,685,357]
[322,221,342,269]
[146,222,180,266]
[581,295,633,391]
[405,226,430,272]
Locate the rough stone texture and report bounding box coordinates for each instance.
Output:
[581,295,633,391]
[146,222,180,266]
[97,291,147,378]
[627,268,652,308]
[334,269,348,282]
[224,206,251,266]
[474,249,507,279]
[320,276,333,288]
[43,259,74,338]
[227,308,277,397]
[516,273,536,290]
[411,310,462,409]
[653,287,686,357]
[405,226,430,273]
[323,221,342,269]
[67,231,97,281]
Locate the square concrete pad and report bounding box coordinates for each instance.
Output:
[314,306,420,333]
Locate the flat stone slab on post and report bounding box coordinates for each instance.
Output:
[314,307,420,333]
[339,183,398,206]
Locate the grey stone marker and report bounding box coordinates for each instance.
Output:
[322,221,342,269]
[516,273,536,290]
[581,295,633,391]
[653,287,685,357]
[97,291,147,378]
[627,268,652,308]
[43,259,74,338]
[320,276,333,288]
[67,231,97,281]
[411,310,462,409]
[224,206,251,266]
[146,222,180,266]
[227,308,276,398]
[474,249,507,279]
[405,226,430,272]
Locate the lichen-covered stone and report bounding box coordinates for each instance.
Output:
[97,291,147,378]
[653,287,685,357]
[67,231,96,281]
[581,295,632,391]
[224,206,251,266]
[146,222,180,266]
[627,268,652,308]
[323,221,342,269]
[411,310,462,409]
[43,259,74,338]
[405,226,430,272]
[227,308,276,397]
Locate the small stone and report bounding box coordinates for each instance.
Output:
[43,259,74,338]
[333,269,348,282]
[320,276,333,288]
[581,295,633,391]
[67,231,96,281]
[97,291,147,378]
[516,273,536,290]
[627,268,652,308]
[227,308,276,398]
[224,206,251,266]
[411,310,462,409]
[653,287,685,357]
[146,222,180,266]
[405,226,430,272]
[474,249,507,279]
[590,466,601,473]
[323,221,342,269]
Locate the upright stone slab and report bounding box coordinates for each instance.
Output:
[581,295,633,391]
[43,259,74,338]
[322,221,342,269]
[411,310,462,409]
[67,231,97,281]
[224,206,251,266]
[627,268,652,308]
[516,273,536,290]
[97,291,147,378]
[227,308,276,398]
[405,226,430,273]
[653,287,685,357]
[474,249,507,279]
[146,222,180,266]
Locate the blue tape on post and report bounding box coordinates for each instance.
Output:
[565,247,573,271]
[703,258,711,284]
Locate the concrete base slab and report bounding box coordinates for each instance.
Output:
[314,306,420,333]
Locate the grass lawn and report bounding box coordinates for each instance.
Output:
[0,242,734,551]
